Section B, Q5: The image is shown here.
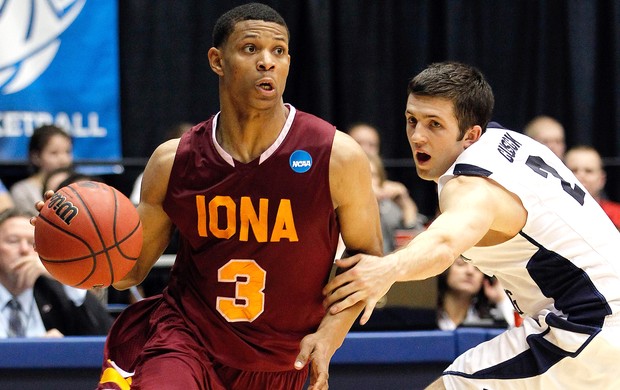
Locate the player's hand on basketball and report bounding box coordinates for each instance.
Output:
[30,190,55,226]
[322,254,394,325]
[33,182,142,289]
[295,332,330,390]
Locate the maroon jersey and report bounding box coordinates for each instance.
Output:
[161,105,339,371]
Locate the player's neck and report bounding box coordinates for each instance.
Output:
[216,104,289,163]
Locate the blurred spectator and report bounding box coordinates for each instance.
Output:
[437,256,514,330]
[0,208,113,337]
[565,145,620,229]
[41,167,77,196]
[347,122,381,156]
[368,153,426,252]
[10,125,73,215]
[524,115,566,160]
[0,179,14,212]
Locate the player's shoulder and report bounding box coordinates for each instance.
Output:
[153,138,181,161]
[458,123,537,168]
[331,130,368,165]
[441,173,495,196]
[292,107,334,128]
[143,138,181,180]
[479,123,538,150]
[288,112,335,149]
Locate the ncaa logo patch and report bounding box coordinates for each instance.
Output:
[289,150,312,173]
[0,0,86,95]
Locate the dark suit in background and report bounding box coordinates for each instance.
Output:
[34,276,113,336]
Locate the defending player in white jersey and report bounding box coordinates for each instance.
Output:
[323,61,620,389]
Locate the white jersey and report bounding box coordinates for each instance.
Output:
[438,124,620,389]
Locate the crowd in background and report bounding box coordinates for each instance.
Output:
[2,113,620,337]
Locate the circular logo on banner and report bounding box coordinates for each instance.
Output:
[0,0,86,95]
[289,150,312,173]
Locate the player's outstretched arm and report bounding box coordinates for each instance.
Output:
[295,131,383,389]
[113,139,178,290]
[323,175,524,322]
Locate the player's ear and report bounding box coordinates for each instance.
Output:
[208,47,224,76]
[463,125,482,147]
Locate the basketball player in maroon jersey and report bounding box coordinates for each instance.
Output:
[87,3,382,389]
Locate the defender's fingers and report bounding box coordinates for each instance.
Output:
[333,255,362,269]
[358,301,378,325]
[322,282,354,307]
[322,273,352,296]
[328,291,365,315]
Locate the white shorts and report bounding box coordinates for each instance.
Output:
[442,311,620,389]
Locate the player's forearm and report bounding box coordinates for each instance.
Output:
[391,229,458,282]
[112,268,141,290]
[112,252,158,289]
[315,300,365,356]
[113,220,173,291]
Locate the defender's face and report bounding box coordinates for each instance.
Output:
[214,20,290,110]
[405,94,473,182]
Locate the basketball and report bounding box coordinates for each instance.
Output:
[34,181,143,289]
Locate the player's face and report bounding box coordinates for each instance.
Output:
[447,257,484,296]
[34,135,73,174]
[0,217,35,277]
[565,150,606,198]
[405,94,478,182]
[212,20,290,111]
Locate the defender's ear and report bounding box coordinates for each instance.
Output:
[463,125,482,147]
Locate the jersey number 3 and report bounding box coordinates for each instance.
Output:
[525,155,586,205]
[217,260,266,322]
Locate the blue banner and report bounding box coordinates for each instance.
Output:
[0,0,121,171]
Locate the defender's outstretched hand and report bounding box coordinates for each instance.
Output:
[322,254,395,325]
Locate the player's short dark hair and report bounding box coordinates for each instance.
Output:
[408,62,495,138]
[212,3,289,48]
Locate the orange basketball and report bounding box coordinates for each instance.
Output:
[34,181,143,289]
